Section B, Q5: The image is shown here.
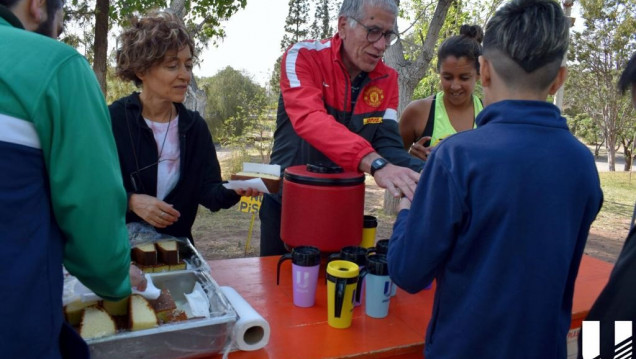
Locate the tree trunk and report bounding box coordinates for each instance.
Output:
[623,143,633,172]
[92,0,109,96]
[170,0,187,18]
[381,0,454,215]
[170,0,208,120]
[184,77,207,115]
[594,143,602,157]
[385,0,453,115]
[606,138,617,171]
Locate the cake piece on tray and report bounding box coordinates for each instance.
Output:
[169,260,187,271]
[103,296,129,316]
[132,243,157,266]
[150,289,177,323]
[79,306,117,339]
[129,294,158,331]
[152,263,170,273]
[64,299,98,326]
[163,309,188,323]
[155,240,179,265]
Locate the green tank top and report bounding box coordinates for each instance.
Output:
[430,91,483,146]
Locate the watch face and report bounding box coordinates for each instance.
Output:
[373,158,386,167]
[371,158,388,175]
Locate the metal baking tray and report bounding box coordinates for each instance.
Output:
[87,270,236,359]
[86,238,237,359]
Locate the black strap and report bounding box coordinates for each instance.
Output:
[420,94,436,147]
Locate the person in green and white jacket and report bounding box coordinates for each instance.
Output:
[0,0,145,357]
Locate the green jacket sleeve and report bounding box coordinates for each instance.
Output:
[35,55,131,301]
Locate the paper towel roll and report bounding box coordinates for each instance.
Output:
[220,286,270,351]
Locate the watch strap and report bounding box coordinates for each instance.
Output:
[370,158,388,176]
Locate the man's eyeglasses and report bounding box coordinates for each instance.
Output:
[350,17,399,46]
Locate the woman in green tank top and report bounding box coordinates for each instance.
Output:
[400,24,484,160]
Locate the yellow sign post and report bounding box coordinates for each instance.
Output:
[238,195,262,255]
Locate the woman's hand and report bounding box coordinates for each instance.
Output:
[129,264,147,291]
[235,188,262,197]
[129,193,180,228]
[408,136,433,161]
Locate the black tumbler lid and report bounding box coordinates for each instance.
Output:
[366,254,389,275]
[339,246,368,266]
[292,245,321,266]
[364,215,377,228]
[375,239,389,254]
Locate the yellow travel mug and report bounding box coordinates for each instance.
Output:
[360,215,378,249]
[326,260,359,329]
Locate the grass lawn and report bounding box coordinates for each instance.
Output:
[595,172,636,233]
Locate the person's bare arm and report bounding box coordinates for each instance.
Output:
[399,98,434,161]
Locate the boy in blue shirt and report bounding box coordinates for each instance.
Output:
[388,0,604,358]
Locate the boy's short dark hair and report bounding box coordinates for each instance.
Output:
[482,0,569,91]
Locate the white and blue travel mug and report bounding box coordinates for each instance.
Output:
[364,254,392,318]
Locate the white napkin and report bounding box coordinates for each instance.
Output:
[184,282,211,318]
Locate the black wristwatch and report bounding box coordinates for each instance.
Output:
[370,158,389,176]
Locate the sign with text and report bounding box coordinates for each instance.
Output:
[239,195,262,213]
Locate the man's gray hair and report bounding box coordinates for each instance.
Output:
[339,0,398,26]
[483,0,569,90]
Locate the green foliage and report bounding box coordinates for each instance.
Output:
[269,56,283,96]
[413,68,440,99]
[226,146,251,177]
[309,0,334,40]
[280,0,311,51]
[567,112,603,144]
[270,0,341,93]
[107,0,247,45]
[401,0,504,100]
[62,0,247,89]
[61,1,96,61]
[106,65,138,104]
[225,92,277,163]
[565,0,636,170]
[200,67,274,145]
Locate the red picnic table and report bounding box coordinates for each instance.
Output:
[202,254,612,359]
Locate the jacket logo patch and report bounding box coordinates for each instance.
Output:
[363,117,383,125]
[363,86,384,107]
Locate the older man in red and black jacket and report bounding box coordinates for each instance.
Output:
[260,0,424,256]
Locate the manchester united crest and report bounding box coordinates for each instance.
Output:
[363,86,384,107]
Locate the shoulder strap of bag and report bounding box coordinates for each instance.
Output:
[421,93,436,147]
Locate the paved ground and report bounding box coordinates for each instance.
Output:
[594,152,630,172]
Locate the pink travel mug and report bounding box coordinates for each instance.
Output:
[277,246,321,307]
